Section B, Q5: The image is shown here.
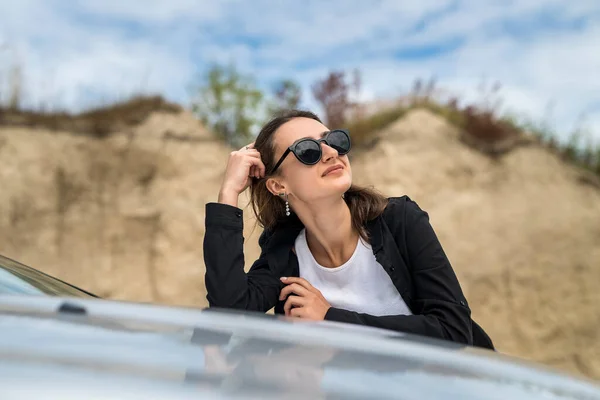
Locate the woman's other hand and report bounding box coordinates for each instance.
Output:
[279,277,331,320]
[218,142,266,207]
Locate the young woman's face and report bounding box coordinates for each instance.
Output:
[269,117,352,203]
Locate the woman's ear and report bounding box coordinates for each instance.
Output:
[266,177,285,197]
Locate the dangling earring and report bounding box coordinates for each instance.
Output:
[279,192,290,216]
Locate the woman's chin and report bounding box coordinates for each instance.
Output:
[321,176,352,197]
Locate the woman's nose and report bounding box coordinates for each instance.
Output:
[320,141,339,161]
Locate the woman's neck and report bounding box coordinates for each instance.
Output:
[294,197,359,268]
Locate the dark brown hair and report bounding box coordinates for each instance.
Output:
[250,109,388,242]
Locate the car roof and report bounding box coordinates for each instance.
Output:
[0,254,97,298]
[0,296,599,400]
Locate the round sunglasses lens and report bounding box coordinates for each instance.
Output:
[329,130,350,154]
[296,140,321,164]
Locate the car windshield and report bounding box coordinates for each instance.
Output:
[0,255,96,298]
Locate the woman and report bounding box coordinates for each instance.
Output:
[203,110,493,348]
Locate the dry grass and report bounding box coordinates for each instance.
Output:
[345,106,410,146]
[0,95,182,137]
[345,78,600,178]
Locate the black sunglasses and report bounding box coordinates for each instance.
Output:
[270,129,351,174]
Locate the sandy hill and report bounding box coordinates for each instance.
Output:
[0,103,263,306]
[0,105,598,380]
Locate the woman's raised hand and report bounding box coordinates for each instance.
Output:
[218,142,266,207]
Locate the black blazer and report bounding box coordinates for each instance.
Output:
[203,196,494,349]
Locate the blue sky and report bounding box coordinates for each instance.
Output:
[1,0,599,141]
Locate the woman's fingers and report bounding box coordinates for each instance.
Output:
[240,142,255,151]
[247,154,266,178]
[280,277,317,294]
[244,149,260,157]
[290,308,305,318]
[221,143,265,197]
[283,295,306,316]
[279,282,310,301]
[241,150,263,179]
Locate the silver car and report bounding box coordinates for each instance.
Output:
[1,254,599,399]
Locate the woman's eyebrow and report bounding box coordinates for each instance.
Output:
[296,131,329,142]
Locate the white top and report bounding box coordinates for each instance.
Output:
[294,229,413,317]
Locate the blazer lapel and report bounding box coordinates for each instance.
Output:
[367,215,412,301]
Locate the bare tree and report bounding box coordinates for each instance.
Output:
[311,70,361,128]
[271,79,302,113]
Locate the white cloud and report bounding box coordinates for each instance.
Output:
[281,2,600,140]
[0,0,599,140]
[1,34,195,110]
[75,0,227,23]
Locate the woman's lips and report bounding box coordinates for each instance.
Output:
[322,165,344,176]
